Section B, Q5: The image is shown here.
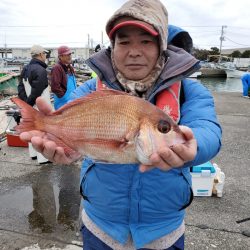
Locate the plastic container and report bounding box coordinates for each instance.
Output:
[6,129,28,147]
[191,161,216,196]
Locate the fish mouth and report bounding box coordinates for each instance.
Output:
[135,129,155,165]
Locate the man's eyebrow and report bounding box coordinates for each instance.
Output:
[116,30,153,39]
[116,31,128,39]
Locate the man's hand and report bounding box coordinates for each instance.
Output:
[19,97,81,165]
[139,126,197,172]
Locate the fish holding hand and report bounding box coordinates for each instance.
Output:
[11,89,188,166]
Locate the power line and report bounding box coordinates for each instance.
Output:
[224,36,250,47]
[0,24,96,28]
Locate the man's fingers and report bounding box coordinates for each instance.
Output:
[149,153,172,171]
[139,165,155,172]
[179,125,195,141]
[36,97,53,115]
[20,131,45,142]
[171,139,197,162]
[158,147,185,167]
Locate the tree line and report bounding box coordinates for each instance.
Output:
[192,47,250,61]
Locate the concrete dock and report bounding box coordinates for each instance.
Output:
[0,91,249,250]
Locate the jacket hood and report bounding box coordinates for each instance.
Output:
[168,25,193,53]
[86,46,199,93]
[106,0,168,52]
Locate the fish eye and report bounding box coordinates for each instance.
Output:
[157,120,171,134]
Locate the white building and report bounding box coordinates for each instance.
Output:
[8,47,91,60]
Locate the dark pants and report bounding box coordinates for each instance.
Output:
[81,225,184,250]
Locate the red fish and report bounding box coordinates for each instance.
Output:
[12,90,186,164]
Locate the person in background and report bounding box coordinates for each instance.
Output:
[50,46,77,110]
[17,44,51,164]
[241,67,250,98]
[20,0,222,249]
[168,24,193,53]
[90,44,106,79]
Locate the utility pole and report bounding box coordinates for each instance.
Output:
[219,25,227,63]
[87,34,90,57]
[4,31,7,59]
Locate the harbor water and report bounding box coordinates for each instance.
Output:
[0,76,243,97]
[197,77,242,93]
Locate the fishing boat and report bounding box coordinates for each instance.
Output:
[216,62,246,78]
[188,71,202,78]
[199,62,226,78]
[0,72,19,96]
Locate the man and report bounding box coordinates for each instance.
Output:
[241,67,250,98]
[20,0,222,249]
[50,45,77,110]
[17,44,51,164]
[18,44,49,107]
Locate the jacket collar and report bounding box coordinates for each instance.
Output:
[30,58,47,69]
[86,46,200,93]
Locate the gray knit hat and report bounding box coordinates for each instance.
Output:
[106,0,168,51]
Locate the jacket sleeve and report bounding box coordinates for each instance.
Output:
[26,67,48,106]
[17,67,28,102]
[180,79,222,168]
[69,78,97,101]
[51,66,65,98]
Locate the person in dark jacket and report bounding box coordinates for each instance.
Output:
[18,45,49,106]
[17,44,51,164]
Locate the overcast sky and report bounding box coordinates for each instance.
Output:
[0,0,250,50]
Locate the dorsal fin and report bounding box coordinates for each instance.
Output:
[52,89,128,115]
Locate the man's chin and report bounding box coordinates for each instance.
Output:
[123,73,147,81]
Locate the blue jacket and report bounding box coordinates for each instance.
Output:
[70,47,222,248]
[241,72,250,96]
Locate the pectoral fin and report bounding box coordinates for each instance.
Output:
[45,133,82,160]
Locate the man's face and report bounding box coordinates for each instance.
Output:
[113,26,159,80]
[59,53,72,65]
[40,52,47,63]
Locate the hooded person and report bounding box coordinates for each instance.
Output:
[20,0,222,249]
[168,24,193,53]
[241,66,250,98]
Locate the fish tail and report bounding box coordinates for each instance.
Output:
[11,97,44,133]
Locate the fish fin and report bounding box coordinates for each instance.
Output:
[53,89,128,115]
[46,133,82,160]
[11,97,43,133]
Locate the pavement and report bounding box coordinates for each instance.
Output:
[0,91,250,250]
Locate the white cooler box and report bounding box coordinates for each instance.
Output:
[191,162,216,196]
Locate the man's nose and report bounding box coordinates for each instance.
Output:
[128,45,142,57]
